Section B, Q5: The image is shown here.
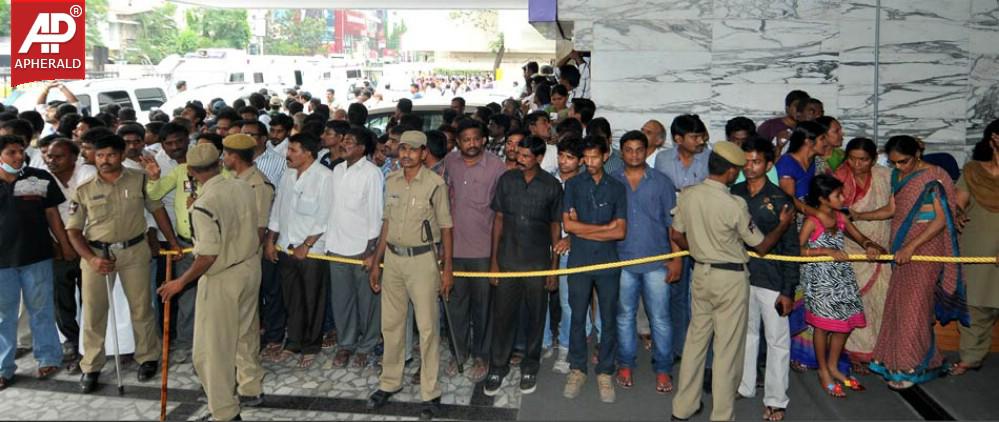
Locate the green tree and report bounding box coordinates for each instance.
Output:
[0,1,10,37]
[127,3,179,64]
[265,10,327,55]
[86,0,109,47]
[386,19,407,50]
[185,9,250,49]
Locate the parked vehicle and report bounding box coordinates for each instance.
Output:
[4,78,169,123]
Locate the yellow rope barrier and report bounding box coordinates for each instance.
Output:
[158,248,998,279]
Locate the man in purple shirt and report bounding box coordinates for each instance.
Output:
[756,90,810,155]
[443,119,506,382]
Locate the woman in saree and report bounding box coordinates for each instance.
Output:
[951,120,999,375]
[834,138,893,374]
[852,135,966,389]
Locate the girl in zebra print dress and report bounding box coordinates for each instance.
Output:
[799,175,887,398]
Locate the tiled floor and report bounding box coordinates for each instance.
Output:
[1,341,521,421]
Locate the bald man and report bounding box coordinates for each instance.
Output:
[641,120,668,167]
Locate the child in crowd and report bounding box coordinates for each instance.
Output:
[798,175,885,397]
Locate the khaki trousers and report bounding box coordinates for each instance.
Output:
[193,258,263,421]
[79,243,160,373]
[958,305,999,365]
[672,264,749,421]
[379,250,442,401]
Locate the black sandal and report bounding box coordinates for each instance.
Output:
[0,376,11,391]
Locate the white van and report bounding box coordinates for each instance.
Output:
[3,78,170,124]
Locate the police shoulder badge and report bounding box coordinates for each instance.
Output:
[68,201,79,215]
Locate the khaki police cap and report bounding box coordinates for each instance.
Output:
[187,143,220,167]
[712,141,746,167]
[400,130,427,148]
[270,96,282,106]
[223,134,256,150]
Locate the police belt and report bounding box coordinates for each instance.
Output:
[694,260,746,272]
[388,243,435,257]
[88,234,146,251]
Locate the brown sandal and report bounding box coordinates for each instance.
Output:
[298,353,317,369]
[37,366,60,379]
[764,406,786,421]
[322,331,338,349]
[271,349,296,363]
[948,361,982,376]
[332,350,351,368]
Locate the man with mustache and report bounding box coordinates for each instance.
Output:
[441,119,506,382]
[482,135,563,396]
[366,130,454,420]
[65,134,182,393]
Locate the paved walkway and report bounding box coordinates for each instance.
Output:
[1,343,996,420]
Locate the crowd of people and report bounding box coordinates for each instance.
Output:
[0,60,996,422]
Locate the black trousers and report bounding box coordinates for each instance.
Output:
[260,257,287,345]
[490,275,548,376]
[278,252,327,354]
[446,258,493,361]
[52,257,81,348]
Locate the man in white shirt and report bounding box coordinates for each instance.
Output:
[642,119,670,167]
[266,114,294,157]
[325,127,384,369]
[264,133,333,368]
[35,81,80,137]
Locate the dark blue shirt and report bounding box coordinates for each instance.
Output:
[562,170,627,274]
[612,166,676,273]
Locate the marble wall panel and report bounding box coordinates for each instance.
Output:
[592,80,713,115]
[838,53,968,86]
[712,83,840,123]
[971,0,999,26]
[712,20,840,83]
[593,20,712,52]
[715,0,839,20]
[591,51,712,83]
[559,0,712,21]
[572,19,594,51]
[839,19,969,57]
[841,0,972,22]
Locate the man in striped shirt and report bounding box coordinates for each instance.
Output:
[241,120,286,185]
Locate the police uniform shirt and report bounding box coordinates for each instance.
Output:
[383,166,452,247]
[67,167,164,243]
[190,175,259,276]
[235,166,275,230]
[672,178,764,264]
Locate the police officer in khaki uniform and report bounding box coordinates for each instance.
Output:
[221,134,275,245]
[365,131,454,420]
[669,142,794,421]
[66,134,182,393]
[157,144,261,422]
[219,133,272,407]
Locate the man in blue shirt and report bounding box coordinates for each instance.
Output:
[611,131,682,394]
[561,135,627,404]
[653,114,709,367]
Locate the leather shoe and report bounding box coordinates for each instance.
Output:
[80,372,100,393]
[137,361,158,382]
[420,397,441,420]
[366,388,401,410]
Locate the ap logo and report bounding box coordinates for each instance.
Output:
[11,1,86,86]
[18,9,81,54]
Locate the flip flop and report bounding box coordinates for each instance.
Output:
[948,362,982,376]
[841,376,865,391]
[824,382,846,398]
[298,353,317,369]
[764,406,786,421]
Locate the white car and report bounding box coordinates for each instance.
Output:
[3,78,169,124]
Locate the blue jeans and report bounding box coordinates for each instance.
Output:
[567,270,619,375]
[558,254,599,348]
[617,268,673,374]
[0,259,62,378]
[670,257,691,361]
